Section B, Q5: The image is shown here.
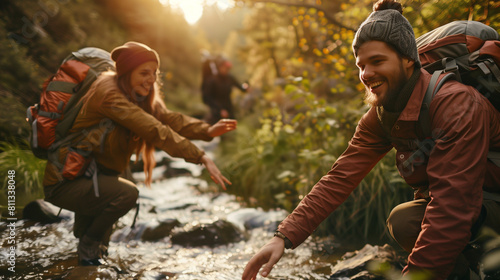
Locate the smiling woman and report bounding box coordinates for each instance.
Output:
[159,0,232,24]
[42,41,236,266]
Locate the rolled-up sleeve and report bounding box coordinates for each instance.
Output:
[153,102,213,141]
[97,89,205,164]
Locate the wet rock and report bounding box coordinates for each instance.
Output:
[329,244,404,280]
[130,156,193,178]
[226,208,288,231]
[130,156,172,173]
[156,202,197,212]
[163,166,192,178]
[141,219,181,241]
[482,233,500,279]
[110,224,147,242]
[22,199,64,224]
[243,210,287,231]
[171,219,243,247]
[63,265,119,279]
[111,219,181,242]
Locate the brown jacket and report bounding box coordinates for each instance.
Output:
[278,68,500,279]
[43,73,212,186]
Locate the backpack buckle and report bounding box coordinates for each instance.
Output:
[440,58,461,82]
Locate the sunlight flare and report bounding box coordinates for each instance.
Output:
[159,0,232,25]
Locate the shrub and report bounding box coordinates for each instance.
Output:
[0,141,46,208]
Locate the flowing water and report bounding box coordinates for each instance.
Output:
[0,145,344,280]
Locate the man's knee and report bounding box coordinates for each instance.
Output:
[387,200,427,252]
[387,204,409,243]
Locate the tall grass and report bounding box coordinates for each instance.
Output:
[318,153,413,243]
[0,141,46,207]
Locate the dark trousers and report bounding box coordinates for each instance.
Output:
[387,198,500,278]
[44,174,138,241]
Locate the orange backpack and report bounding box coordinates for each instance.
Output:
[27,47,114,160]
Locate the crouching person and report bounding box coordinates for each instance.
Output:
[43,41,236,265]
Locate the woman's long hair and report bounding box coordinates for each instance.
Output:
[116,71,163,187]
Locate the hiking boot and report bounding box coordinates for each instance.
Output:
[77,235,104,266]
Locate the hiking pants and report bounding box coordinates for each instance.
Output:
[44,174,138,242]
[386,198,500,277]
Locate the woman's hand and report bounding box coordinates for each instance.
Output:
[200,155,231,190]
[207,119,237,138]
[242,237,285,280]
[220,109,229,118]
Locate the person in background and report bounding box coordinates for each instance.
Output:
[201,54,249,124]
[42,41,237,266]
[241,1,500,279]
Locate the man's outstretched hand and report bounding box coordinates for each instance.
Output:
[242,237,285,280]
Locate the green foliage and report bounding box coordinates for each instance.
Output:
[197,4,247,49]
[219,77,412,242]
[404,0,500,36]
[0,141,46,207]
[224,0,499,243]
[0,91,31,142]
[320,153,412,242]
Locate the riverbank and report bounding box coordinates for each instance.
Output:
[0,167,343,279]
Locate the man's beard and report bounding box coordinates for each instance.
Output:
[364,63,408,108]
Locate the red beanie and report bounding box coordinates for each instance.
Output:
[110,41,160,77]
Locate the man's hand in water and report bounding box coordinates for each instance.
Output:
[242,237,285,280]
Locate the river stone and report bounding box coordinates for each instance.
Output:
[170,219,243,247]
[22,199,63,224]
[226,208,288,231]
[141,219,181,241]
[163,166,192,178]
[111,218,181,242]
[329,244,403,280]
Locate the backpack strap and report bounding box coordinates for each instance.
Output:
[399,69,456,171]
[46,80,78,94]
[419,63,457,137]
[55,68,99,142]
[480,59,500,84]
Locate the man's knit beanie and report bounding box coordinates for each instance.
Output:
[110,41,160,77]
[352,0,420,67]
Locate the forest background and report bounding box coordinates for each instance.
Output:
[1,0,499,245]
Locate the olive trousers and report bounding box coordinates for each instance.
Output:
[44,174,139,242]
[387,198,500,279]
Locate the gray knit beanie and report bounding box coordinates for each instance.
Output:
[352,0,420,67]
